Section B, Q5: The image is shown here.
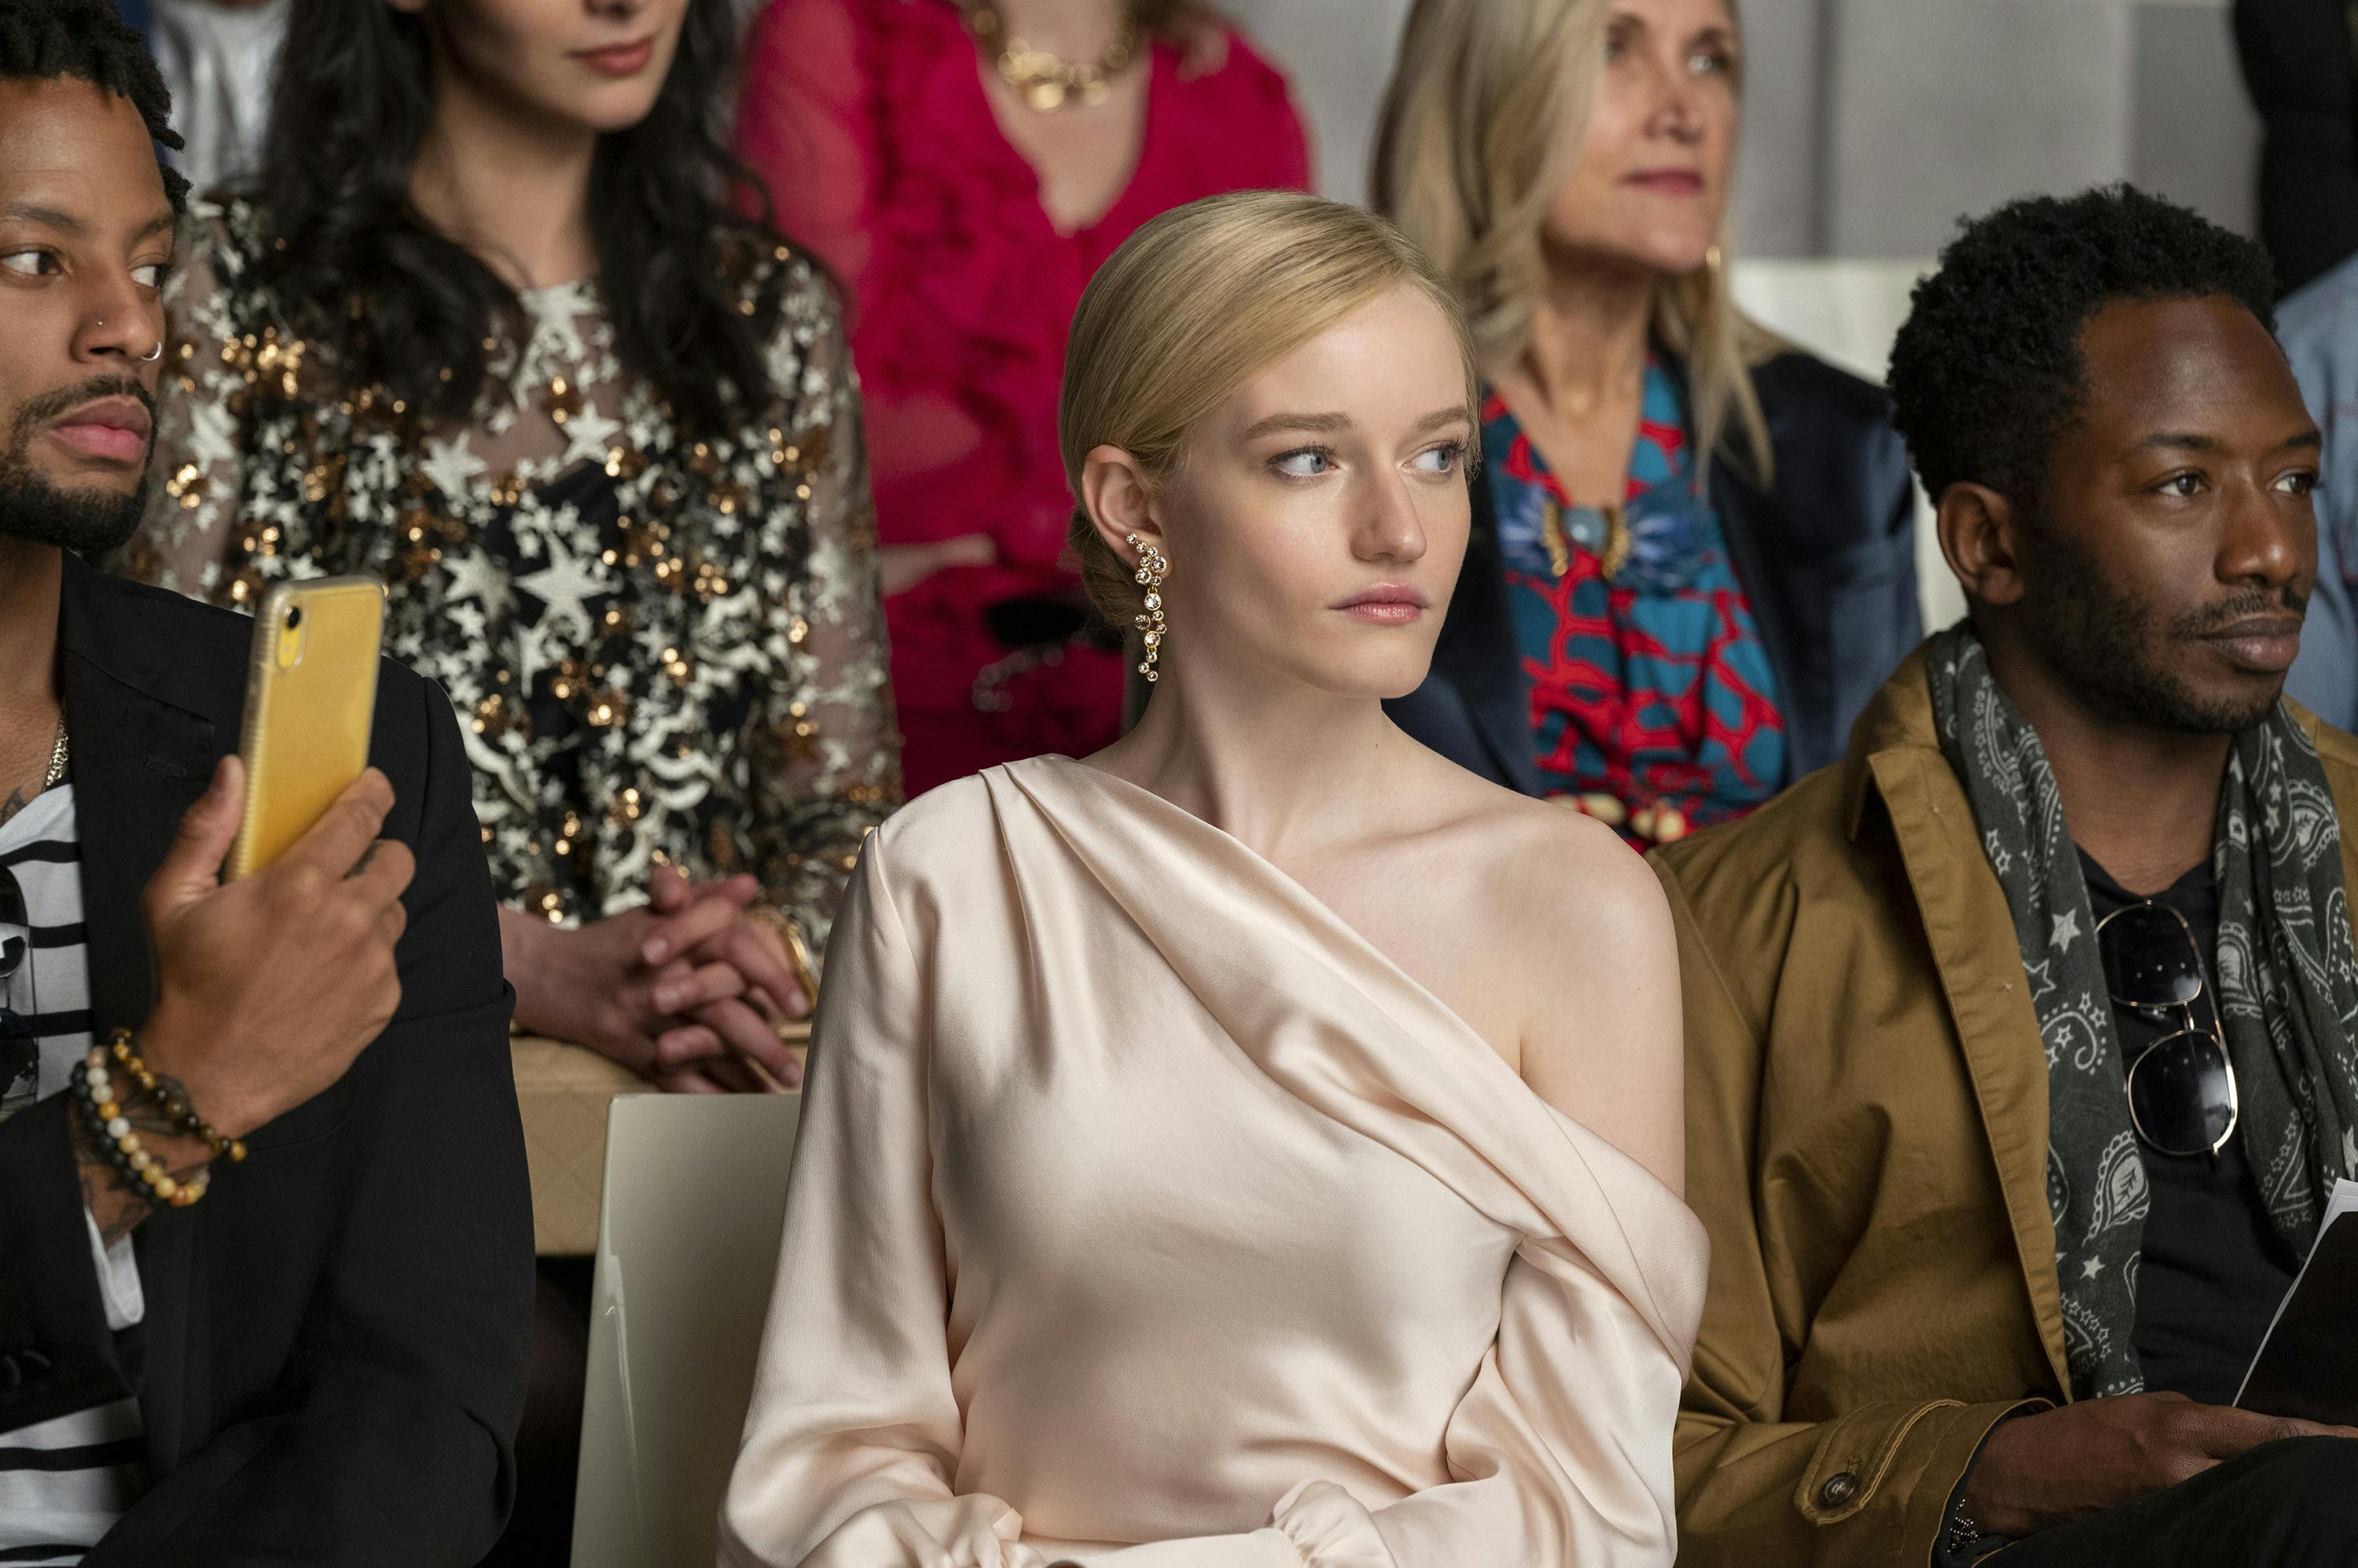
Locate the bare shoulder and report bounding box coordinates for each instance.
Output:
[1442,773,1677,948]
[1484,795,1679,1013]
[1442,780,1685,1195]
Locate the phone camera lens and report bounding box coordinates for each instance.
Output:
[285,605,304,630]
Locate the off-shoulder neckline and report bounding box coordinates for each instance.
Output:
[1002,754,1690,1213]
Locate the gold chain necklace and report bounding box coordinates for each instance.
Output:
[964,2,1138,112]
[42,717,66,791]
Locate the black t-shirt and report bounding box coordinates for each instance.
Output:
[2079,850,2301,1405]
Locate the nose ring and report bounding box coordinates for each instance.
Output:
[142,343,164,362]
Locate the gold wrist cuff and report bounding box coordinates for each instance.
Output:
[747,904,821,1006]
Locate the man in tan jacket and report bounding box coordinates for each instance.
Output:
[1660,186,2358,1567]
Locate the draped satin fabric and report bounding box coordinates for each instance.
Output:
[720,756,1709,1567]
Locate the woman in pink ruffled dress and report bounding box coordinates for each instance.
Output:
[734,0,1311,795]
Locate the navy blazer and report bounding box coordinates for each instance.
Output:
[1388,350,1922,795]
[0,553,531,1564]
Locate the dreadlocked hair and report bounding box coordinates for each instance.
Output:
[0,0,189,212]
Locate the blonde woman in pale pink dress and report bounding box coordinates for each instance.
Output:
[722,190,1709,1568]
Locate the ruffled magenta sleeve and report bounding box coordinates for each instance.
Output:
[736,0,1009,548]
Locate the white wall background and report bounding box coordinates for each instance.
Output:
[1224,0,2260,252]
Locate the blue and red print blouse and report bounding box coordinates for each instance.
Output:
[1482,359,1786,844]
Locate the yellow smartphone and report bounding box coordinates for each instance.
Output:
[227,576,386,881]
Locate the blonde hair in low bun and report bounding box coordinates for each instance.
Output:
[1059,189,1478,628]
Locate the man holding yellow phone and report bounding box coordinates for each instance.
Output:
[0,6,531,1562]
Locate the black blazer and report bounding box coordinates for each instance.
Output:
[1388,350,1922,795]
[0,553,531,1564]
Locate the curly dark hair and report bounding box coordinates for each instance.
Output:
[249,0,788,439]
[0,0,189,211]
[1887,185,2278,505]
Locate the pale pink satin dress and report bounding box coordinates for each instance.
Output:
[720,755,1709,1566]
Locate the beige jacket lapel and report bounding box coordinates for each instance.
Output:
[1847,657,2074,1397]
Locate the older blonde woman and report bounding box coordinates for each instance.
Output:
[721,190,1707,1567]
[1377,0,1919,843]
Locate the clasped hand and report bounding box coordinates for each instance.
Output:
[508,865,808,1092]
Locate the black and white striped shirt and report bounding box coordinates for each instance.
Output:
[0,788,149,1564]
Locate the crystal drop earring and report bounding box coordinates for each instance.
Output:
[1127,533,1170,683]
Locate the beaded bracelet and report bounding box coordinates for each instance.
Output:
[69,1029,244,1210]
[102,1030,244,1166]
[72,1056,206,1207]
[72,1060,167,1195]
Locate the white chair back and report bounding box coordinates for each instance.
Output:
[569,1092,801,1568]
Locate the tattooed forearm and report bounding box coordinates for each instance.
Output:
[70,1100,152,1245]
[68,1088,214,1247]
[146,1071,194,1116]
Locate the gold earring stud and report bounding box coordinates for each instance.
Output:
[1127,532,1169,684]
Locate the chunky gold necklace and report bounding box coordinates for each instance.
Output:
[964,2,1138,112]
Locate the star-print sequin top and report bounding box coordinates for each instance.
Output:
[1484,358,1785,845]
[131,196,902,949]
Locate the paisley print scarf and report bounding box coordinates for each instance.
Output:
[1927,626,2358,1397]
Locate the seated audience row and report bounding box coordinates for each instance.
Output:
[9,0,2357,1565]
[119,0,1921,1078]
[120,0,1919,850]
[720,178,2358,1567]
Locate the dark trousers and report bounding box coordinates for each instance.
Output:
[476,1258,593,1566]
[1991,1438,2358,1566]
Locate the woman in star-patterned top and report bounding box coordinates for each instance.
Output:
[128,0,902,1098]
